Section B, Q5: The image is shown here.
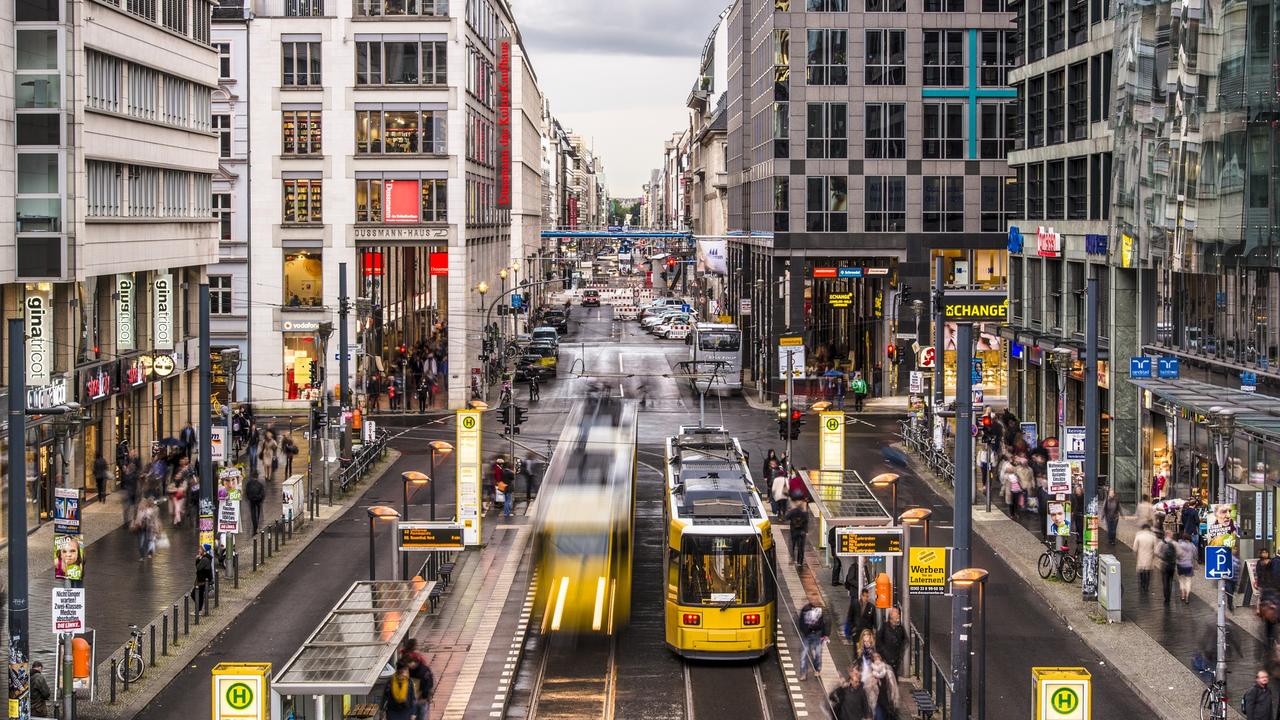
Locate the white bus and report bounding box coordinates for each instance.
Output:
[691,322,743,392]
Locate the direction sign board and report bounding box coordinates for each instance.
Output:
[52,588,85,633]
[1034,667,1091,720]
[211,663,270,720]
[907,547,951,596]
[1242,371,1258,393]
[398,521,465,551]
[834,528,904,557]
[1128,356,1153,379]
[778,336,806,380]
[917,346,936,369]
[1047,461,1072,495]
[1205,545,1234,580]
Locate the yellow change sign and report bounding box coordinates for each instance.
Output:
[1033,667,1091,720]
[907,546,950,596]
[212,663,270,720]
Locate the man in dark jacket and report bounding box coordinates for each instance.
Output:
[829,670,871,720]
[30,662,51,717]
[245,475,266,535]
[784,500,810,566]
[849,588,876,641]
[180,422,197,460]
[797,601,830,681]
[193,545,214,613]
[1243,670,1276,720]
[876,607,907,677]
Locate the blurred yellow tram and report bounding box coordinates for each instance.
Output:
[663,426,776,659]
[533,398,637,635]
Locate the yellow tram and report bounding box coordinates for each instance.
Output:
[533,398,637,635]
[663,426,776,659]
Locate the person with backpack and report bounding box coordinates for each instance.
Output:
[785,498,810,566]
[281,433,299,477]
[381,661,418,720]
[796,601,830,681]
[850,372,868,412]
[1159,529,1178,604]
[245,474,266,535]
[400,638,434,720]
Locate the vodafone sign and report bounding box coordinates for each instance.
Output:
[1037,226,1062,257]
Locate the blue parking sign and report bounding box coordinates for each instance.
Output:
[1205,546,1233,580]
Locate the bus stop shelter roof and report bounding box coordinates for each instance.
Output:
[799,469,893,526]
[274,579,434,696]
[1128,376,1280,445]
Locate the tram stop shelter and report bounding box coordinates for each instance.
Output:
[271,579,434,720]
[798,469,910,630]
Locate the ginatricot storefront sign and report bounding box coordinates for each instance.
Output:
[26,286,52,387]
[153,273,174,351]
[116,274,136,351]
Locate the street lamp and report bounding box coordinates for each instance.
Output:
[1208,405,1237,691]
[951,568,990,720]
[428,440,453,521]
[366,505,400,581]
[469,400,489,412]
[871,472,900,519]
[900,507,934,692]
[1049,348,1074,441]
[220,349,241,467]
[400,472,429,578]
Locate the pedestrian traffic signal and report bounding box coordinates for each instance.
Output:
[887,344,899,365]
[497,406,511,427]
[514,406,529,428]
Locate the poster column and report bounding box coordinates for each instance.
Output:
[456,410,482,546]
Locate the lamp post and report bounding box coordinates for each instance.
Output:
[315,322,334,502]
[1208,405,1236,690]
[499,268,509,352]
[900,508,933,692]
[366,505,400,581]
[1049,347,1074,443]
[400,472,429,578]
[220,348,241,469]
[871,473,900,519]
[427,441,453,521]
[951,568,990,720]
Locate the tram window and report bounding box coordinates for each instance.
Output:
[553,533,608,557]
[680,536,763,605]
[698,331,741,352]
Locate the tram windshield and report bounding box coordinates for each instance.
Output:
[680,535,763,605]
[553,531,609,558]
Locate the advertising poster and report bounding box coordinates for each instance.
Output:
[53,488,81,535]
[1020,422,1038,449]
[383,179,420,223]
[1207,504,1238,549]
[1048,502,1072,537]
[54,535,85,582]
[696,239,729,275]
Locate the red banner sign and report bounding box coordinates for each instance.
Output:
[496,40,512,210]
[429,252,449,276]
[384,180,419,224]
[813,267,837,278]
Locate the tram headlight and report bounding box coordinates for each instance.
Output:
[681,613,702,626]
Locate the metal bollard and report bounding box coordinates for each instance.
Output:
[287,516,293,539]
[123,653,130,692]
[253,534,259,570]
[172,604,179,644]
[214,574,220,609]
[184,596,191,632]
[233,551,240,589]
[149,624,156,667]
[162,615,169,656]
[110,660,117,703]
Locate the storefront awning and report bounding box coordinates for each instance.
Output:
[274,579,434,696]
[798,469,893,525]
[1128,377,1280,444]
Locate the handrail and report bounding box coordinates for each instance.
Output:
[908,623,953,719]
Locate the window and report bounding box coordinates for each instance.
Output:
[864,103,905,159]
[865,0,904,11]
[129,64,159,121]
[1026,75,1045,148]
[805,103,847,159]
[285,0,323,15]
[1069,262,1085,334]
[773,178,789,232]
[210,275,233,315]
[214,113,231,158]
[806,29,847,85]
[1029,259,1043,325]
[864,176,906,231]
[356,40,447,85]
[981,176,1015,232]
[980,31,1014,86]
[161,0,187,34]
[87,161,122,217]
[1026,162,1044,217]
[193,6,209,44]
[924,0,962,12]
[923,176,964,232]
[283,251,322,308]
[924,31,964,86]
[773,30,790,100]
[1090,0,1110,24]
[1089,152,1111,220]
[127,0,155,22]
[979,102,1013,159]
[1067,156,1087,220]
[1068,0,1088,46]
[128,166,160,217]
[355,0,449,16]
[215,42,231,79]
[356,107,447,154]
[1047,262,1062,329]
[213,191,231,240]
[1046,70,1065,144]
[1009,165,1024,218]
[162,75,192,127]
[1045,159,1064,219]
[1011,258,1024,320]
[772,102,789,158]
[282,42,321,86]
[679,536,765,607]
[807,0,847,8]
[864,30,905,85]
[1027,0,1045,62]
[1047,0,1066,55]
[1067,62,1088,141]
[983,0,1008,9]
[283,178,322,223]
[282,109,321,155]
[87,51,121,112]
[923,103,963,159]
[805,176,848,232]
[1089,51,1111,123]
[355,176,448,223]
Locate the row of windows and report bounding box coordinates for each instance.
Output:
[86,50,213,131]
[779,175,1014,233]
[100,0,211,44]
[282,177,449,224]
[1023,0,1109,64]
[466,109,496,166]
[791,100,1013,160]
[1017,153,1112,222]
[466,44,498,109]
[282,40,447,87]
[801,29,1016,87]
[465,174,499,226]
[800,0,1010,9]
[1018,53,1112,149]
[86,161,212,219]
[354,0,448,18]
[279,107,448,156]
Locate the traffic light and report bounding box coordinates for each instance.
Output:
[514,406,529,433]
[887,344,899,365]
[497,406,511,427]
[789,409,804,440]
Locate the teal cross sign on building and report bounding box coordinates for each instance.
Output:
[921,29,1018,159]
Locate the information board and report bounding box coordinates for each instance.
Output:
[211,663,270,720]
[1047,461,1072,495]
[52,588,85,633]
[456,410,482,545]
[907,546,951,596]
[834,528,904,557]
[54,488,81,535]
[819,412,844,473]
[399,521,465,551]
[218,499,241,533]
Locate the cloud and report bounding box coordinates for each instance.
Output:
[516,0,729,57]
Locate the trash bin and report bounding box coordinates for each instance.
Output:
[1098,554,1121,622]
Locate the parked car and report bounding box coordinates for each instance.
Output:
[540,309,568,333]
[639,298,685,319]
[531,326,560,350]
[581,289,601,307]
[642,308,689,329]
[650,313,693,335]
[515,353,555,381]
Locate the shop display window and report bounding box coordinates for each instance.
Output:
[282,178,322,224]
[283,333,320,401]
[283,251,323,308]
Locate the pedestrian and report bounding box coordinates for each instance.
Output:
[796,601,830,681]
[116,437,130,478]
[489,458,506,510]
[1159,530,1177,604]
[1135,494,1155,530]
[875,607,906,678]
[247,422,261,477]
[854,629,877,676]
[381,661,418,720]
[864,652,899,720]
[30,662,51,717]
[400,638,434,720]
[771,470,789,518]
[829,668,871,720]
[785,498,809,566]
[193,544,214,613]
[245,473,266,535]
[1103,487,1122,546]
[850,372,868,412]
[93,451,110,503]
[1176,532,1197,602]
[132,497,159,560]
[999,454,1021,519]
[1243,669,1277,720]
[850,589,876,641]
[418,377,431,412]
[1133,523,1159,593]
[789,466,809,501]
[169,457,191,525]
[498,470,513,518]
[527,373,540,403]
[833,374,847,410]
[259,430,279,481]
[1181,499,1201,549]
[122,450,141,524]
[281,432,299,477]
[762,449,779,484]
[180,421,197,460]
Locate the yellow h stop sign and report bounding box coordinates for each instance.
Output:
[212,663,270,720]
[1033,667,1091,720]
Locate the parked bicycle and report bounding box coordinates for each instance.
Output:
[1201,678,1227,720]
[1037,541,1079,583]
[116,624,145,684]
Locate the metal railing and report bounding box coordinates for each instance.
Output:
[898,419,956,486]
[908,624,954,719]
[339,429,390,493]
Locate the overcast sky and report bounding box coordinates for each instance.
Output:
[513,0,731,198]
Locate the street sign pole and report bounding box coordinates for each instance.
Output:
[8,320,31,720]
[932,256,945,450]
[1082,276,1100,601]
[951,321,973,720]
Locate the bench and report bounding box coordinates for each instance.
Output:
[437,562,455,589]
[428,584,445,614]
[911,689,937,719]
